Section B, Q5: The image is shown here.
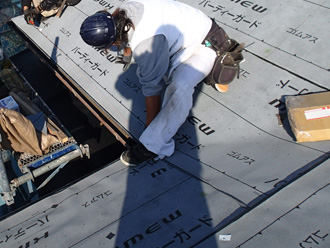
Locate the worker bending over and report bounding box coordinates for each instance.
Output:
[80,0,245,166]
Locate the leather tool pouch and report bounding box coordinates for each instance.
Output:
[203,19,244,85]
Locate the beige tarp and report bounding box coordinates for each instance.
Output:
[0,108,59,155]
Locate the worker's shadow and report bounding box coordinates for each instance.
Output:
[111,25,219,247]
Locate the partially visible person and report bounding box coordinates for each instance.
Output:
[22,0,81,25]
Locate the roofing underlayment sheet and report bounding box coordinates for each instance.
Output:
[3,0,330,247]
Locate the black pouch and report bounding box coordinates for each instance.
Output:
[206,50,244,85]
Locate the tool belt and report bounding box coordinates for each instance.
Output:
[203,19,245,85]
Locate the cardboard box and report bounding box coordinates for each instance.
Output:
[0,95,20,112]
[286,91,330,142]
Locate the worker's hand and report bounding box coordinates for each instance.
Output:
[115,54,132,71]
[23,9,37,25]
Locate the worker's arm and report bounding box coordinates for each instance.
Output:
[133,35,169,126]
[145,95,161,127]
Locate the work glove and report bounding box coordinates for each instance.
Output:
[115,53,132,71]
[24,9,37,25]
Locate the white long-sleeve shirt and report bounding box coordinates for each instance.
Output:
[120,0,211,97]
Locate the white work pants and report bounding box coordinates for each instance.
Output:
[139,44,217,159]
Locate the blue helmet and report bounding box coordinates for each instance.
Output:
[79,11,116,49]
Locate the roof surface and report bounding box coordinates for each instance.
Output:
[3,0,330,247]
